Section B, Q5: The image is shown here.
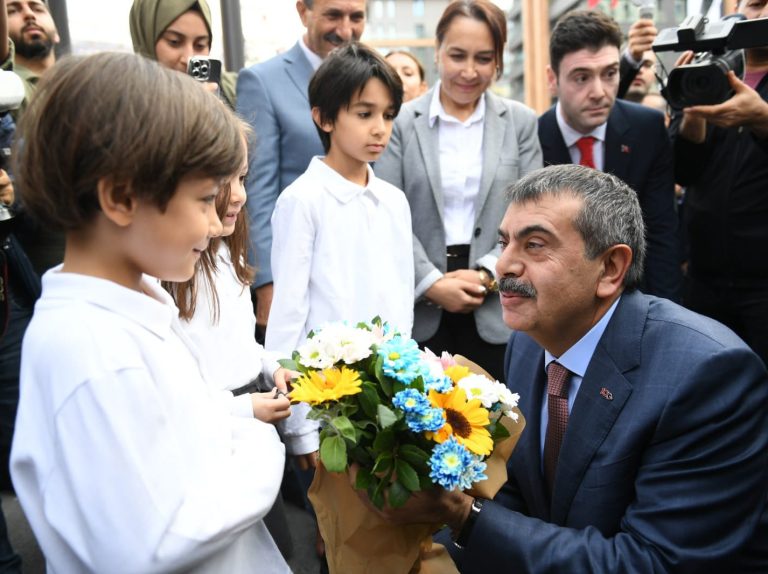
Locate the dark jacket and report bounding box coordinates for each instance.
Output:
[671,73,768,284]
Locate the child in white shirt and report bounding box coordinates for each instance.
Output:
[266,43,415,470]
[10,52,286,573]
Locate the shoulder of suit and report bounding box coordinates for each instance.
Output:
[243,43,300,76]
[613,98,665,126]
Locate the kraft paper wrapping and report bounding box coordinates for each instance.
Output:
[308,355,526,574]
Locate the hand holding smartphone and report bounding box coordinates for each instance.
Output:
[187,56,222,97]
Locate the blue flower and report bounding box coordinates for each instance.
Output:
[405,407,445,433]
[423,373,453,394]
[377,336,423,384]
[393,388,430,414]
[429,437,487,491]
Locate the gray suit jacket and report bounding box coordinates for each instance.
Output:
[376,88,542,344]
[236,42,324,287]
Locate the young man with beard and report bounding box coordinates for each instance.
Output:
[6,0,59,118]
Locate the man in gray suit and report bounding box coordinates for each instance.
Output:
[236,0,366,337]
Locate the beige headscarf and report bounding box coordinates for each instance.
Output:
[129,0,236,108]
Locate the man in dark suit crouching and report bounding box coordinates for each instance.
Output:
[372,165,767,573]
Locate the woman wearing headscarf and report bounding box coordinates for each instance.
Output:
[129,0,237,109]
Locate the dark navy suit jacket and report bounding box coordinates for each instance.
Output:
[538,101,682,302]
[451,290,768,573]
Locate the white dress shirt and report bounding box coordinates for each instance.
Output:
[183,243,318,455]
[429,81,486,246]
[556,102,608,172]
[268,159,415,455]
[540,296,621,461]
[268,157,414,356]
[11,269,289,573]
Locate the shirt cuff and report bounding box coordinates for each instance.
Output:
[623,49,642,69]
[475,254,499,279]
[415,269,444,300]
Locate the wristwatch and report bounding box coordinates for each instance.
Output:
[453,497,485,549]
[476,268,499,293]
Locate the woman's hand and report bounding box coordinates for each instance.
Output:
[425,273,486,313]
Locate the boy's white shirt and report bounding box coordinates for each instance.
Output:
[10,268,290,574]
[267,157,415,453]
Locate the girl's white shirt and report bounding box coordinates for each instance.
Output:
[10,268,290,573]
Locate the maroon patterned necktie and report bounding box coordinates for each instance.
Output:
[543,362,571,495]
[576,136,596,169]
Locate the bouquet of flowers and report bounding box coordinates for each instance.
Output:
[281,318,525,573]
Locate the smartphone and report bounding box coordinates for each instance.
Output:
[187,56,222,93]
[632,0,655,20]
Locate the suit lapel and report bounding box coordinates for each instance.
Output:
[508,339,551,520]
[283,43,314,104]
[549,292,646,524]
[539,108,571,166]
[474,93,507,214]
[603,101,632,180]
[413,89,445,224]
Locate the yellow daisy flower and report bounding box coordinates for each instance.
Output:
[426,387,493,456]
[289,366,363,405]
[444,365,471,384]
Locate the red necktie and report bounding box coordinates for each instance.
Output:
[543,362,571,495]
[576,136,596,169]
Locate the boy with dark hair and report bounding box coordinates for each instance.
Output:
[266,42,414,451]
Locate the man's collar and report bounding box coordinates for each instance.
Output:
[428,81,486,128]
[299,35,323,71]
[544,296,622,377]
[555,101,608,148]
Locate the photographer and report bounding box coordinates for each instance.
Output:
[671,0,768,366]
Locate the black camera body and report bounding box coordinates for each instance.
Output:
[653,14,768,108]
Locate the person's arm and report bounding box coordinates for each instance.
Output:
[637,113,682,302]
[236,67,280,322]
[618,19,657,100]
[264,189,320,456]
[36,370,285,572]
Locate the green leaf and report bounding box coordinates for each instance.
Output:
[370,482,385,510]
[372,452,393,474]
[332,416,357,444]
[395,459,420,492]
[490,419,511,442]
[320,435,347,473]
[277,358,300,371]
[358,383,380,419]
[377,404,398,429]
[388,480,411,508]
[355,467,373,491]
[373,428,395,453]
[398,444,430,469]
[419,475,433,491]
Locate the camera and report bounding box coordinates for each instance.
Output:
[187,56,222,86]
[653,13,768,108]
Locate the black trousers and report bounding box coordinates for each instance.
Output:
[420,247,507,383]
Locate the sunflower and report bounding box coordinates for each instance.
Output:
[426,387,492,456]
[443,365,471,384]
[289,366,362,405]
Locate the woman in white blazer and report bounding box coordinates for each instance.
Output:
[376,0,542,381]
